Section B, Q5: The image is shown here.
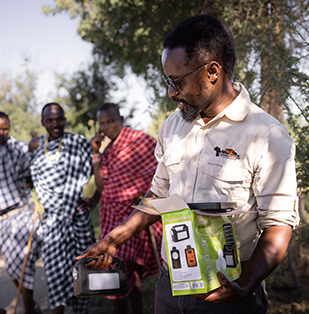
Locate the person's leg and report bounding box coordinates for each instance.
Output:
[155,265,181,314]
[128,284,143,314]
[112,271,144,314]
[51,305,64,314]
[112,283,144,314]
[112,297,129,314]
[12,279,41,314]
[21,287,41,314]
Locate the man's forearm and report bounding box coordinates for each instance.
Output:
[93,162,104,193]
[104,190,160,248]
[76,190,161,268]
[238,225,292,294]
[103,209,161,248]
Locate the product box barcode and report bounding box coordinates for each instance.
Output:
[190,281,204,289]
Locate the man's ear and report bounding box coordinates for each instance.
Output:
[41,119,44,127]
[120,116,124,125]
[208,61,221,84]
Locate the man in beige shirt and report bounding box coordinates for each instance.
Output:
[77,15,298,314]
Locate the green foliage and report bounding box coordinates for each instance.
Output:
[286,116,309,193]
[53,61,112,135]
[0,62,45,143]
[44,0,309,190]
[53,61,138,139]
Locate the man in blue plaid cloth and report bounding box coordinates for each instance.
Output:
[29,103,95,314]
[0,111,42,314]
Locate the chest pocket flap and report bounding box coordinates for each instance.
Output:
[163,151,183,167]
[203,162,251,185]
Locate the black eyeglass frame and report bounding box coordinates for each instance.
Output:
[162,62,209,92]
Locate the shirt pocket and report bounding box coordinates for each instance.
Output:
[162,151,184,181]
[201,161,252,205]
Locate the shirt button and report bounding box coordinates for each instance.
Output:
[193,156,197,161]
[187,185,192,190]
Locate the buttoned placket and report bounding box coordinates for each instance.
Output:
[182,124,208,202]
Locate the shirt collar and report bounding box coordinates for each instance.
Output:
[190,82,251,126]
[219,82,250,122]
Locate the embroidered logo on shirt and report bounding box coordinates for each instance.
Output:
[214,147,240,160]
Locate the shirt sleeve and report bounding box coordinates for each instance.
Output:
[150,120,170,198]
[253,124,299,229]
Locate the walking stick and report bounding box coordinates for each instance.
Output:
[14,200,39,314]
[148,225,162,272]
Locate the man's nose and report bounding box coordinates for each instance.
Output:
[100,125,108,134]
[168,85,179,98]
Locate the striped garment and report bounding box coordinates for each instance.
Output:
[100,127,163,299]
[30,132,95,313]
[0,137,41,290]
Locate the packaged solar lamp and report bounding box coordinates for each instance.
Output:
[148,194,243,296]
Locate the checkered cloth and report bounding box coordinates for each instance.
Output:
[0,137,41,289]
[0,137,31,213]
[100,127,163,299]
[30,133,96,312]
[0,201,41,290]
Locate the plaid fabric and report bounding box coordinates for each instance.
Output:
[0,136,41,289]
[0,201,41,290]
[0,137,31,213]
[100,127,163,298]
[30,133,95,312]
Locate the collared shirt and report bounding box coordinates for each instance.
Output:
[151,83,298,262]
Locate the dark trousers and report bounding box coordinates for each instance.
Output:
[155,265,268,314]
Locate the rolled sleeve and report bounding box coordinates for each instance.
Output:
[253,125,298,229]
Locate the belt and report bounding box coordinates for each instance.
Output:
[0,201,32,221]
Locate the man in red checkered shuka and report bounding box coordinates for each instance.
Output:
[82,102,162,314]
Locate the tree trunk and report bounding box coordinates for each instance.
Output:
[260,0,284,123]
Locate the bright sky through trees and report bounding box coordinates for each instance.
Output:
[0,0,152,129]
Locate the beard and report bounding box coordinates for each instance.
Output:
[173,97,202,123]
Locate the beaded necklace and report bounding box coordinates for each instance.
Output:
[45,138,63,162]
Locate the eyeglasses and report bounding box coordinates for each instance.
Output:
[162,62,209,92]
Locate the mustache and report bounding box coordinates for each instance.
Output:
[172,97,189,106]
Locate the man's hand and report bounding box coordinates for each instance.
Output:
[77,190,101,213]
[190,272,247,303]
[191,225,292,304]
[77,198,97,213]
[76,238,117,270]
[91,131,105,154]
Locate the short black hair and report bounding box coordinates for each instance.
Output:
[0,112,10,126]
[98,103,120,116]
[41,102,64,119]
[163,15,236,79]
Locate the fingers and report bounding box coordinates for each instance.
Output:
[203,272,234,302]
[77,199,91,213]
[92,131,104,142]
[91,254,113,269]
[189,292,213,300]
[217,271,228,285]
[76,241,115,270]
[76,205,91,213]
